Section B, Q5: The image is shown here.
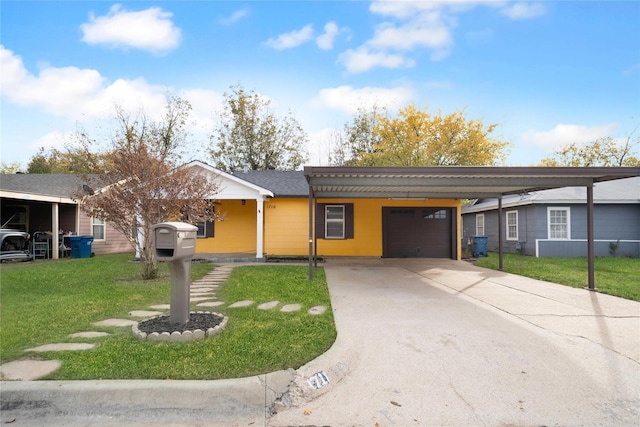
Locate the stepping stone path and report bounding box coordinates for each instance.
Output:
[0,264,328,381]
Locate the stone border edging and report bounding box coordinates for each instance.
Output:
[132,311,228,342]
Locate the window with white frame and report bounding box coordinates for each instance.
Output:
[325,205,345,239]
[92,217,105,240]
[506,210,518,241]
[548,207,570,239]
[476,213,485,236]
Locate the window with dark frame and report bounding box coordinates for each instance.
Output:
[316,203,354,240]
[325,205,345,239]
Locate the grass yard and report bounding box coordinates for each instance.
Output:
[0,254,335,380]
[476,253,640,301]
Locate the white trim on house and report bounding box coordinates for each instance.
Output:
[547,207,571,240]
[506,210,518,241]
[475,213,485,236]
[535,239,640,258]
[184,161,274,259]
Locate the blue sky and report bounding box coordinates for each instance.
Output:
[1,1,639,169]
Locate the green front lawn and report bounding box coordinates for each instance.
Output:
[0,254,335,379]
[476,253,640,301]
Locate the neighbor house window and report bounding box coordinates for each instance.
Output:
[506,210,518,241]
[92,217,105,240]
[548,207,570,239]
[325,205,345,239]
[476,214,485,236]
[315,203,354,239]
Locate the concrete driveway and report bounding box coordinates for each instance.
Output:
[270,258,640,426]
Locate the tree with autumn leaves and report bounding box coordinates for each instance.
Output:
[330,104,511,167]
[75,96,219,279]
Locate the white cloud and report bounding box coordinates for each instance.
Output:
[81,4,182,54]
[0,45,169,120]
[521,123,619,150]
[339,47,415,74]
[316,22,340,50]
[28,130,72,151]
[500,2,547,20]
[264,25,314,50]
[348,0,546,73]
[219,8,250,25]
[369,13,452,51]
[311,85,414,114]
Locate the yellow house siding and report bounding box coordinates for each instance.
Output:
[316,198,461,259]
[264,198,309,256]
[195,200,257,254]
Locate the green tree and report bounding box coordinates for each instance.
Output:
[329,105,385,166]
[331,104,511,167]
[209,85,308,172]
[538,130,640,167]
[0,161,23,174]
[75,96,220,280]
[26,146,114,174]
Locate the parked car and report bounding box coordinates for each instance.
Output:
[0,228,33,262]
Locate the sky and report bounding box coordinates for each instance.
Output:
[1,0,639,169]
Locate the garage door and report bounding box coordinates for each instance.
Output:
[382,207,453,258]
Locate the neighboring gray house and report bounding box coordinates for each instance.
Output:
[461,177,640,258]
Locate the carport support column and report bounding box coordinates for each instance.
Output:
[587,184,595,290]
[52,202,59,260]
[256,198,264,259]
[498,196,503,271]
[308,186,314,280]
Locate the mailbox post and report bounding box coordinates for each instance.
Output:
[152,222,198,324]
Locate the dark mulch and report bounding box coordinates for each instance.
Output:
[137,312,223,334]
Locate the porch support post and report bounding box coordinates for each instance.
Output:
[498,196,504,271]
[52,202,59,260]
[587,184,595,290]
[256,198,264,259]
[308,186,314,280]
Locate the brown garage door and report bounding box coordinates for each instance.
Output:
[382,207,453,258]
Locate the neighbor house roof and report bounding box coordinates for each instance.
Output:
[462,176,640,213]
[0,173,96,203]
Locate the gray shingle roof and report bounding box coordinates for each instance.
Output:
[463,176,640,213]
[232,170,308,197]
[0,174,96,199]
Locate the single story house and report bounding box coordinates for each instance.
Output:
[461,176,640,258]
[0,174,133,259]
[3,164,639,289]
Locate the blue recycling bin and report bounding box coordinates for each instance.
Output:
[473,236,488,257]
[70,236,94,258]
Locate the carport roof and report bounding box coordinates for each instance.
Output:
[304,166,640,199]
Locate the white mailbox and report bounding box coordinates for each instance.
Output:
[152,222,197,261]
[151,222,198,324]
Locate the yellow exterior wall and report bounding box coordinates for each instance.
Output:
[315,198,461,259]
[195,200,257,254]
[195,197,462,260]
[264,198,309,256]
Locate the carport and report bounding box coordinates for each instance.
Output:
[304,166,640,289]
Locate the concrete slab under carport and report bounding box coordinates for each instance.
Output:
[271,257,640,426]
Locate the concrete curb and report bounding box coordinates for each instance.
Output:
[0,369,296,426]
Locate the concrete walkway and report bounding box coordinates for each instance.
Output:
[270,258,640,426]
